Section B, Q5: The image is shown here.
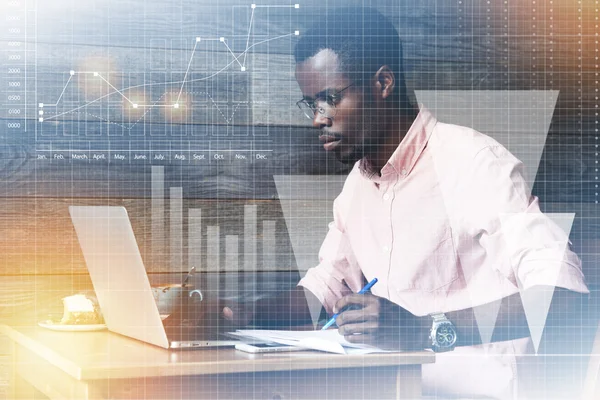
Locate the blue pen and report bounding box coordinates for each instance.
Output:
[321,278,379,330]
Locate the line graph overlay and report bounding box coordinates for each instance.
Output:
[35,3,300,137]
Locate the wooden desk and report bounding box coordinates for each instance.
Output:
[1,325,434,400]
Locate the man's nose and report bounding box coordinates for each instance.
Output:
[312,112,332,129]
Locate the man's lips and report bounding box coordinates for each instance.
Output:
[319,134,342,151]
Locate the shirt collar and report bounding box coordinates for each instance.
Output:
[359,105,437,182]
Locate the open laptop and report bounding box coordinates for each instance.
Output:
[69,205,239,349]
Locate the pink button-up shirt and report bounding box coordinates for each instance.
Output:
[298,107,589,399]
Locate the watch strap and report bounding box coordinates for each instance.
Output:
[430,312,449,323]
[429,312,457,352]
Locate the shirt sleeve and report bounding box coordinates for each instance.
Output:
[297,197,363,314]
[465,145,589,294]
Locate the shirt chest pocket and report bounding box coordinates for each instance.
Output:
[390,203,459,293]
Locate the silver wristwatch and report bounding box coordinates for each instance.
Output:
[428,312,457,352]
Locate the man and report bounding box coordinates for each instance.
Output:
[222,7,590,399]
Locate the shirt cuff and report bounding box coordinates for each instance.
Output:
[517,260,590,294]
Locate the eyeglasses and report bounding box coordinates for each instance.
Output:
[296,84,354,120]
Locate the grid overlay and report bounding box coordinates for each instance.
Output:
[0,1,599,399]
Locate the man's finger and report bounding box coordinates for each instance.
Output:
[221,303,254,327]
[344,332,377,345]
[222,306,234,321]
[333,293,376,313]
[338,321,378,337]
[336,308,378,326]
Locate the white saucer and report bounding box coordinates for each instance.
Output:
[38,320,107,332]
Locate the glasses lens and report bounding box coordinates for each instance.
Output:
[316,99,336,119]
[297,99,336,120]
[297,101,314,120]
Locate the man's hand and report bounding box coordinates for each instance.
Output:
[222,301,255,327]
[333,294,429,351]
[162,298,253,337]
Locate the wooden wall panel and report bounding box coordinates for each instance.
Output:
[0,198,598,282]
[16,43,595,128]
[0,125,350,199]
[22,0,472,55]
[0,129,595,203]
[5,42,253,126]
[25,0,303,54]
[0,197,308,275]
[3,0,595,127]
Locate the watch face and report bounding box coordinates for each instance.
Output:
[435,322,457,348]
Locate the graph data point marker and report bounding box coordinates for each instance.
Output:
[196,37,201,42]
[295,30,300,36]
[39,118,44,122]
[295,4,300,8]
[70,70,75,75]
[39,103,44,108]
[220,37,225,42]
[133,104,138,108]
[39,110,43,115]
[251,4,256,9]
[174,104,179,109]
[93,72,98,76]
[241,66,246,71]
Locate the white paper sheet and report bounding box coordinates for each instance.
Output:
[230,329,391,355]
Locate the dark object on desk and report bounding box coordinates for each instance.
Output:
[151,283,203,317]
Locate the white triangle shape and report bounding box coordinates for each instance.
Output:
[303,287,324,328]
[415,90,558,197]
[498,212,575,353]
[415,90,559,345]
[520,213,575,353]
[520,286,556,354]
[274,175,346,325]
[473,299,503,344]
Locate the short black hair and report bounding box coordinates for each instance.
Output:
[294,7,409,103]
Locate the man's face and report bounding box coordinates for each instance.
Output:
[295,49,380,164]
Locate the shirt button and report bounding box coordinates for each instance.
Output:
[401,169,407,176]
[383,193,390,201]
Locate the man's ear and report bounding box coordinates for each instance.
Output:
[373,66,396,100]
